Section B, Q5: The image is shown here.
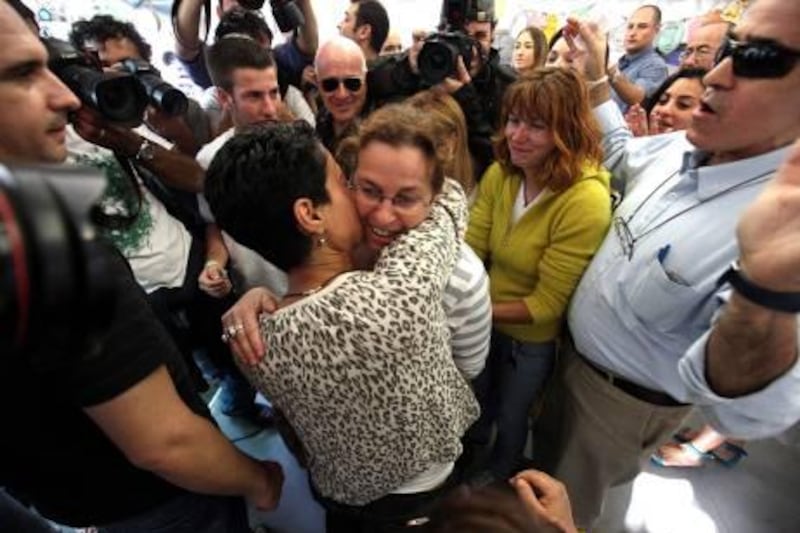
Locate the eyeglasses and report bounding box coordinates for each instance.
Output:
[679,45,713,60]
[319,77,363,93]
[714,35,800,79]
[350,182,429,213]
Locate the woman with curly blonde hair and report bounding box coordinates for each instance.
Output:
[407,89,476,196]
[465,67,612,480]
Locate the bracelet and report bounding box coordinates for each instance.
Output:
[586,75,609,89]
[204,259,221,269]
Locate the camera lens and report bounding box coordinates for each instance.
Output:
[93,74,148,125]
[418,39,458,85]
[152,85,189,117]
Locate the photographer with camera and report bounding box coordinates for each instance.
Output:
[66,14,269,424]
[69,14,212,156]
[0,1,282,530]
[389,0,515,181]
[172,0,318,95]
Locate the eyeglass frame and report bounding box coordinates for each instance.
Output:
[319,76,364,93]
[679,44,714,60]
[714,34,800,79]
[349,180,431,213]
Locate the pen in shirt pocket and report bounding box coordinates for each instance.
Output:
[657,244,690,286]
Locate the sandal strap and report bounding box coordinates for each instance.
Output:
[681,442,712,459]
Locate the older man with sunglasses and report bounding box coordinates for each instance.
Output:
[533,2,800,528]
[313,36,370,153]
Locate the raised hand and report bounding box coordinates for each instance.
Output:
[737,137,800,291]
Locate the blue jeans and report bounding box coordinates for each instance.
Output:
[96,494,249,533]
[470,330,556,478]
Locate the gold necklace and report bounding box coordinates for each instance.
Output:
[283,284,326,299]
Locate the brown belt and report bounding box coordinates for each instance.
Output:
[581,356,689,408]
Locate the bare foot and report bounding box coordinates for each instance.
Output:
[651,442,709,467]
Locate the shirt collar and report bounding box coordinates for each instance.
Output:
[620,46,656,67]
[682,145,793,200]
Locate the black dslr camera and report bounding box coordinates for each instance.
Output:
[417,0,480,85]
[0,165,113,367]
[237,0,305,32]
[119,59,188,117]
[44,38,148,127]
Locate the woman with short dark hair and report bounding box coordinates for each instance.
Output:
[205,118,478,531]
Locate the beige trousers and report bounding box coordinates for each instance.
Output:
[534,349,692,528]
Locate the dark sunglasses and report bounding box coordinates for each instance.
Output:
[715,35,800,79]
[319,77,363,93]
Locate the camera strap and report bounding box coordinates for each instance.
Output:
[120,155,206,239]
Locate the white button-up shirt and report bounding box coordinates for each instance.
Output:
[568,101,800,438]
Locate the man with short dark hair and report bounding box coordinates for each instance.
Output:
[0,2,282,530]
[338,0,389,63]
[198,35,289,302]
[200,36,282,163]
[607,4,669,112]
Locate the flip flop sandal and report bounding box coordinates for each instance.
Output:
[709,441,748,468]
[650,442,714,468]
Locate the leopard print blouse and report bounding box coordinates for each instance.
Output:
[244,181,479,505]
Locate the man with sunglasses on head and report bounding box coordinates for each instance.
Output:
[533,3,800,529]
[314,36,370,154]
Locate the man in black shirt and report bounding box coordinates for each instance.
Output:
[0,2,282,529]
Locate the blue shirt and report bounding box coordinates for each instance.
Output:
[568,101,800,439]
[611,46,669,113]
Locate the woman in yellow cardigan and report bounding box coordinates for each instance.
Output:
[465,68,611,480]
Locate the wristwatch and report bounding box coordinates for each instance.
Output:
[718,261,800,312]
[134,138,156,162]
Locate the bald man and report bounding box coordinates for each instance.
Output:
[314,36,370,153]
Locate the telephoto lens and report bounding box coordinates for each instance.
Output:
[120,59,189,116]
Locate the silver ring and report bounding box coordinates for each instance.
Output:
[221,332,230,343]
[225,324,238,338]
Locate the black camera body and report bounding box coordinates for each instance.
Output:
[119,59,188,117]
[44,38,148,127]
[270,0,305,33]
[417,0,496,85]
[418,31,475,86]
[236,0,305,32]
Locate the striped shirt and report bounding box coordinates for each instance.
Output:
[443,244,491,380]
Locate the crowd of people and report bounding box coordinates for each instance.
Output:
[2,0,800,531]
